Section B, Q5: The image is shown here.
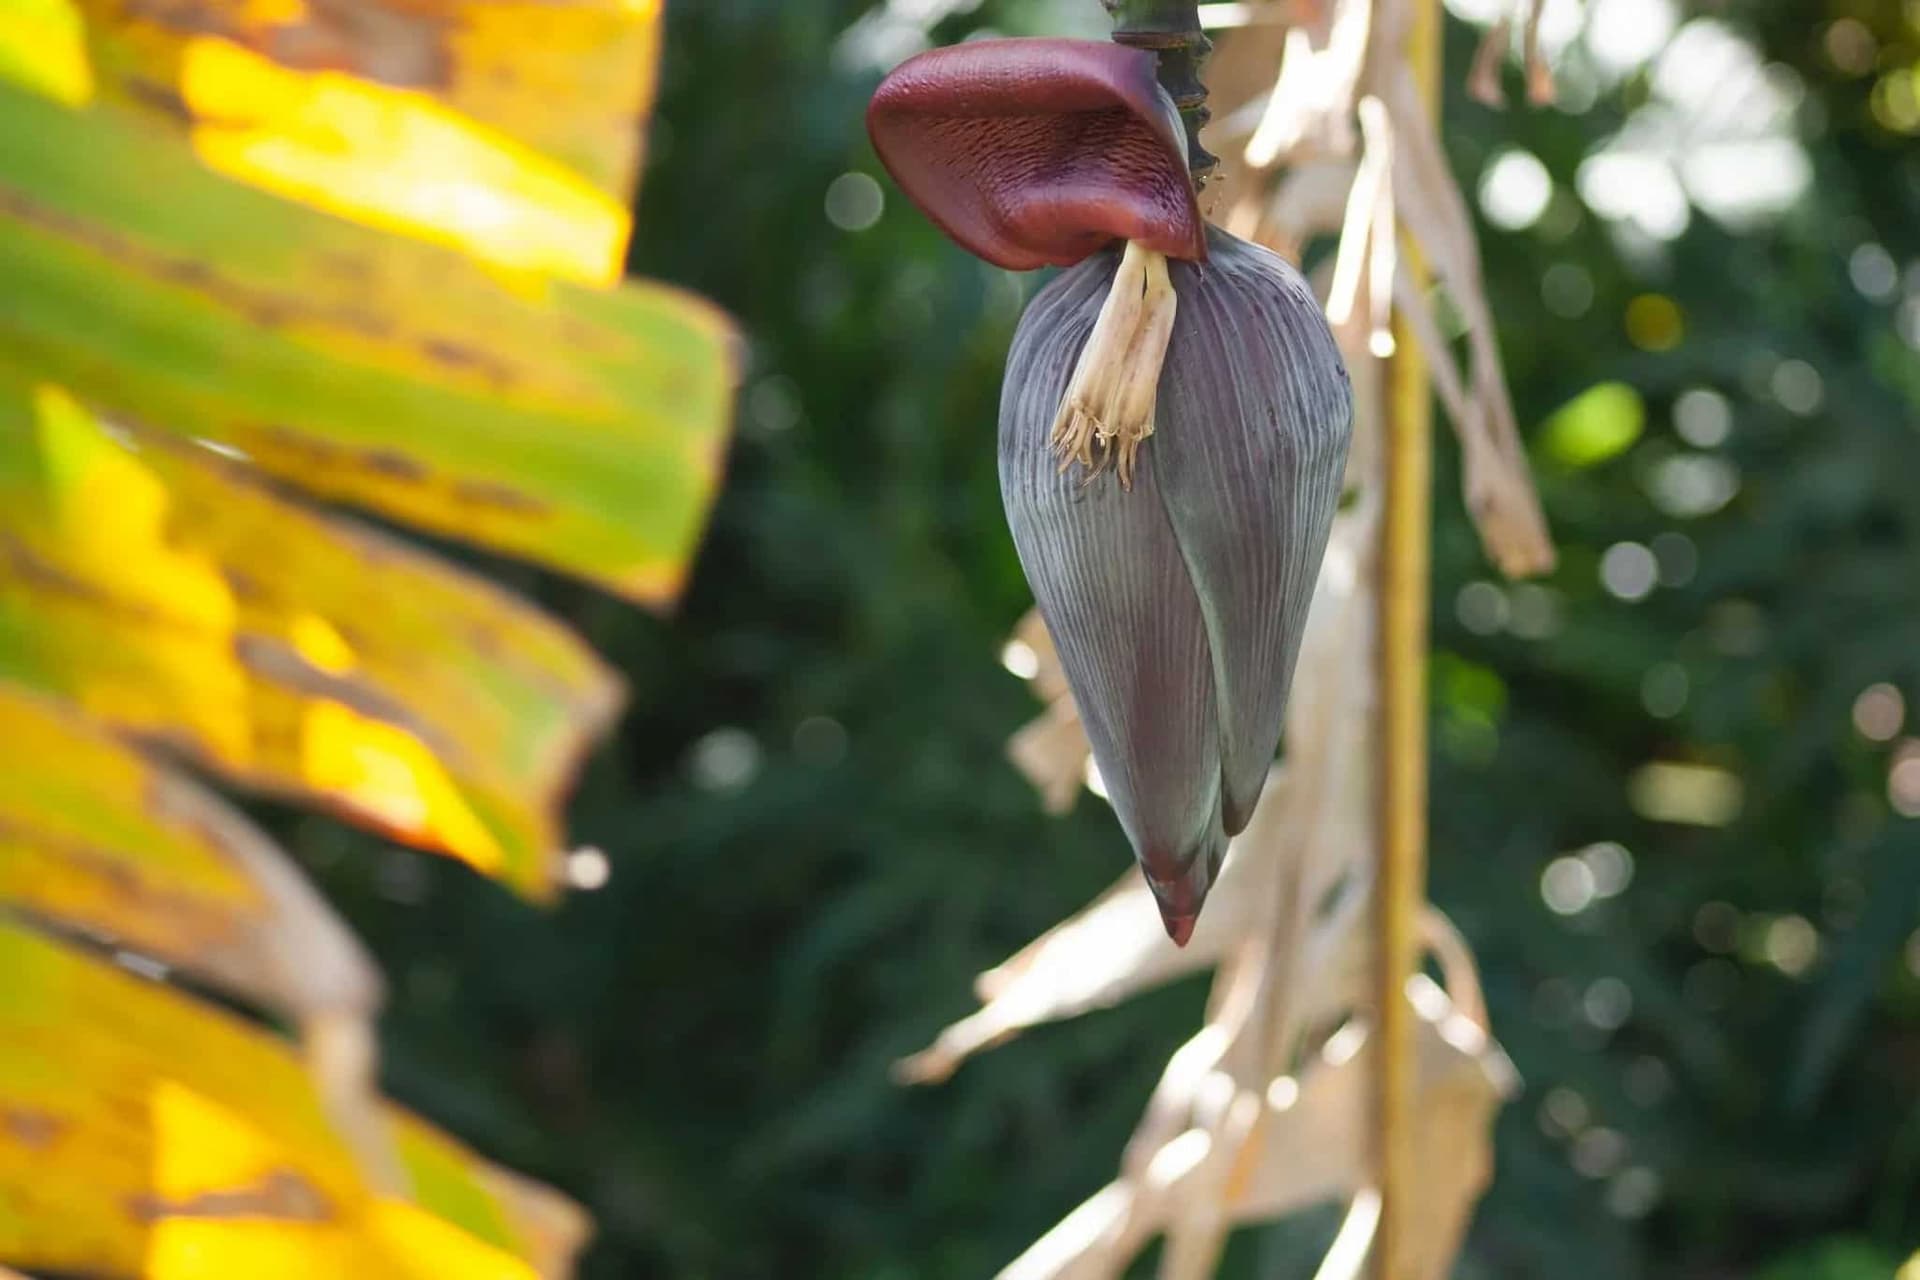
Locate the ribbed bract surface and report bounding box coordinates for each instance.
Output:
[999,226,1352,940]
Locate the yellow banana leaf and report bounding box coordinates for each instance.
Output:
[74,0,658,199]
[397,1120,589,1280]
[0,376,620,897]
[0,919,586,1279]
[0,680,379,1019]
[3,0,661,283]
[0,0,94,106]
[0,80,739,606]
[0,0,725,1268]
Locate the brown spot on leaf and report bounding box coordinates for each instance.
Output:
[246,425,343,469]
[1,1107,68,1151]
[120,0,451,88]
[124,79,197,126]
[362,449,429,482]
[232,633,439,748]
[128,1168,332,1222]
[0,810,244,953]
[0,186,383,336]
[451,478,548,515]
[222,565,265,602]
[421,337,513,387]
[317,252,375,284]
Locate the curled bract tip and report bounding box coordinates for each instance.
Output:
[867,38,1206,270]
[1163,912,1198,948]
[1144,827,1223,946]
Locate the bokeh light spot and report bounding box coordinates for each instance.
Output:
[1541,1086,1591,1137]
[1890,742,1920,817]
[1871,69,1920,134]
[1648,455,1739,518]
[1542,262,1596,317]
[565,846,610,891]
[1763,915,1820,976]
[1823,18,1877,76]
[1607,1167,1663,1219]
[1630,761,1743,826]
[1456,581,1510,635]
[1584,842,1635,897]
[1769,359,1823,415]
[1585,0,1675,78]
[1626,294,1685,351]
[1852,683,1904,742]
[1542,856,1597,915]
[1584,977,1633,1030]
[1543,382,1644,468]
[1479,148,1554,230]
[1572,1127,1629,1178]
[690,727,761,792]
[1642,663,1689,718]
[1601,542,1658,601]
[1673,387,1731,447]
[1508,583,1563,639]
[1849,243,1898,299]
[746,375,803,435]
[824,171,885,231]
[1000,639,1040,680]
[1898,297,1920,351]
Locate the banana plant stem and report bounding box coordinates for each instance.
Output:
[1104,0,1218,185]
[1372,0,1442,1277]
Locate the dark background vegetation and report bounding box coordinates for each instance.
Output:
[287,2,1920,1276]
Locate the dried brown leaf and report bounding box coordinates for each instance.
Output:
[1468,18,1513,107]
[998,984,1514,1280]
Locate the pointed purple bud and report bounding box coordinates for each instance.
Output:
[1000,227,1352,940]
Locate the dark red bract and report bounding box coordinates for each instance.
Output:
[867,38,1207,271]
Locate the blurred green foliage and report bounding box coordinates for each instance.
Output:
[288,1,1920,1276]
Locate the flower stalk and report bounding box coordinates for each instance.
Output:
[1049,2,1216,488]
[1103,0,1217,187]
